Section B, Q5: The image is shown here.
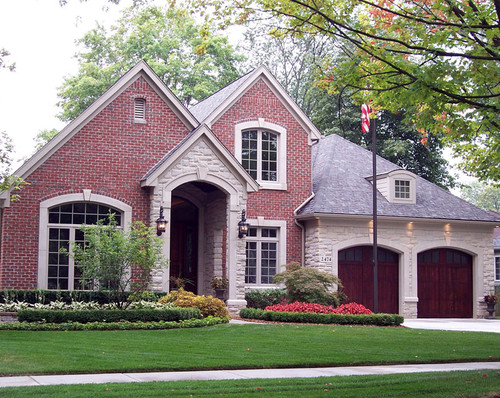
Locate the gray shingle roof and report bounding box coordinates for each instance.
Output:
[189,70,254,122]
[299,134,500,222]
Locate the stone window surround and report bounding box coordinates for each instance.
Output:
[235,119,287,190]
[244,217,287,288]
[37,191,132,289]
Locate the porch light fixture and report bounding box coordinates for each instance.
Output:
[156,206,168,236]
[238,209,249,239]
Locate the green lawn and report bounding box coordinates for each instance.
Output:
[2,371,500,397]
[1,323,499,376]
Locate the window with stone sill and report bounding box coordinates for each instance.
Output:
[242,129,278,182]
[245,227,279,285]
[47,203,122,290]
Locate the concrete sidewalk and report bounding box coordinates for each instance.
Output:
[402,318,500,333]
[1,362,500,388]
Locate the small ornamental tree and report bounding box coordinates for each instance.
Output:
[69,214,167,308]
[273,262,345,306]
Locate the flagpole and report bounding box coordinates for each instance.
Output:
[371,117,378,314]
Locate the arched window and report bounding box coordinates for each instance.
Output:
[235,120,287,190]
[46,203,123,290]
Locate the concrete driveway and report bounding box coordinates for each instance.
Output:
[403,318,500,333]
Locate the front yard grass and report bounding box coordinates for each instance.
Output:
[1,323,499,376]
[2,371,500,397]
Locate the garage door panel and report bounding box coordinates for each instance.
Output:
[418,249,472,318]
[339,246,398,314]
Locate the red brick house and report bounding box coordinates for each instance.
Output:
[0,61,498,317]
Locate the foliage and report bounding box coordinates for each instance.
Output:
[0,289,165,305]
[68,214,167,309]
[0,300,174,312]
[239,307,402,325]
[17,308,201,324]
[264,301,373,315]
[244,288,287,309]
[0,48,15,71]
[158,288,229,318]
[0,131,26,200]
[484,294,498,304]
[0,316,228,331]
[273,262,344,306]
[33,128,58,152]
[460,181,500,212]
[57,3,244,121]
[210,275,228,289]
[242,25,454,188]
[188,0,500,182]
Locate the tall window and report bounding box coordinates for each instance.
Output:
[47,203,122,290]
[395,179,410,199]
[242,130,278,182]
[496,255,500,282]
[245,227,279,285]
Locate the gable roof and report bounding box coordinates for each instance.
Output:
[297,134,500,223]
[7,61,198,185]
[141,124,259,193]
[190,65,322,143]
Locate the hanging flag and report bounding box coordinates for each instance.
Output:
[361,103,370,133]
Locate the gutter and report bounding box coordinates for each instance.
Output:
[293,193,315,266]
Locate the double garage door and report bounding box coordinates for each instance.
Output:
[338,247,473,317]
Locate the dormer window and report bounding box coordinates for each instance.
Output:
[367,169,416,204]
[395,179,411,199]
[134,98,146,123]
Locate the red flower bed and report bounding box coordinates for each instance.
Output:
[264,301,372,315]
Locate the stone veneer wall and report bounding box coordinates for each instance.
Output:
[303,217,495,319]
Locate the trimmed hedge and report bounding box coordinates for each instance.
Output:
[0,289,166,305]
[17,308,201,324]
[240,308,404,326]
[0,316,229,331]
[245,289,287,309]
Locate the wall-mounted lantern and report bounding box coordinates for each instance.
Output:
[238,209,249,239]
[156,206,168,236]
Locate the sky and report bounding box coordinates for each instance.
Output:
[0,0,134,165]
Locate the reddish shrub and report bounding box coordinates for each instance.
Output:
[264,301,372,315]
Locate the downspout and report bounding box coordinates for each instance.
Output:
[294,193,315,266]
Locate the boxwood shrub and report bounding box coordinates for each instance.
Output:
[17,308,201,324]
[239,308,403,326]
[245,289,287,309]
[0,289,166,305]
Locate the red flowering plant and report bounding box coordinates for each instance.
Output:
[484,294,498,304]
[265,301,372,315]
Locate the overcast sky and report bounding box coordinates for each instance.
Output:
[0,0,133,165]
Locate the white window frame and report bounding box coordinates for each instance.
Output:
[495,255,500,282]
[244,218,287,287]
[235,120,287,190]
[389,171,416,204]
[38,192,132,290]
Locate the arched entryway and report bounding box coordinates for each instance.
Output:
[170,196,199,293]
[338,246,399,313]
[417,248,473,318]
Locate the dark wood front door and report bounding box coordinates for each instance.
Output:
[417,249,472,318]
[338,246,399,314]
[170,198,198,293]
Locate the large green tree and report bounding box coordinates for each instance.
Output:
[460,181,500,212]
[242,24,454,188]
[186,0,500,182]
[57,4,244,121]
[0,132,25,200]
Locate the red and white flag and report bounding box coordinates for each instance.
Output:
[361,103,370,133]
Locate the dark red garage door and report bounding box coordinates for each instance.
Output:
[417,249,472,318]
[338,246,399,314]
